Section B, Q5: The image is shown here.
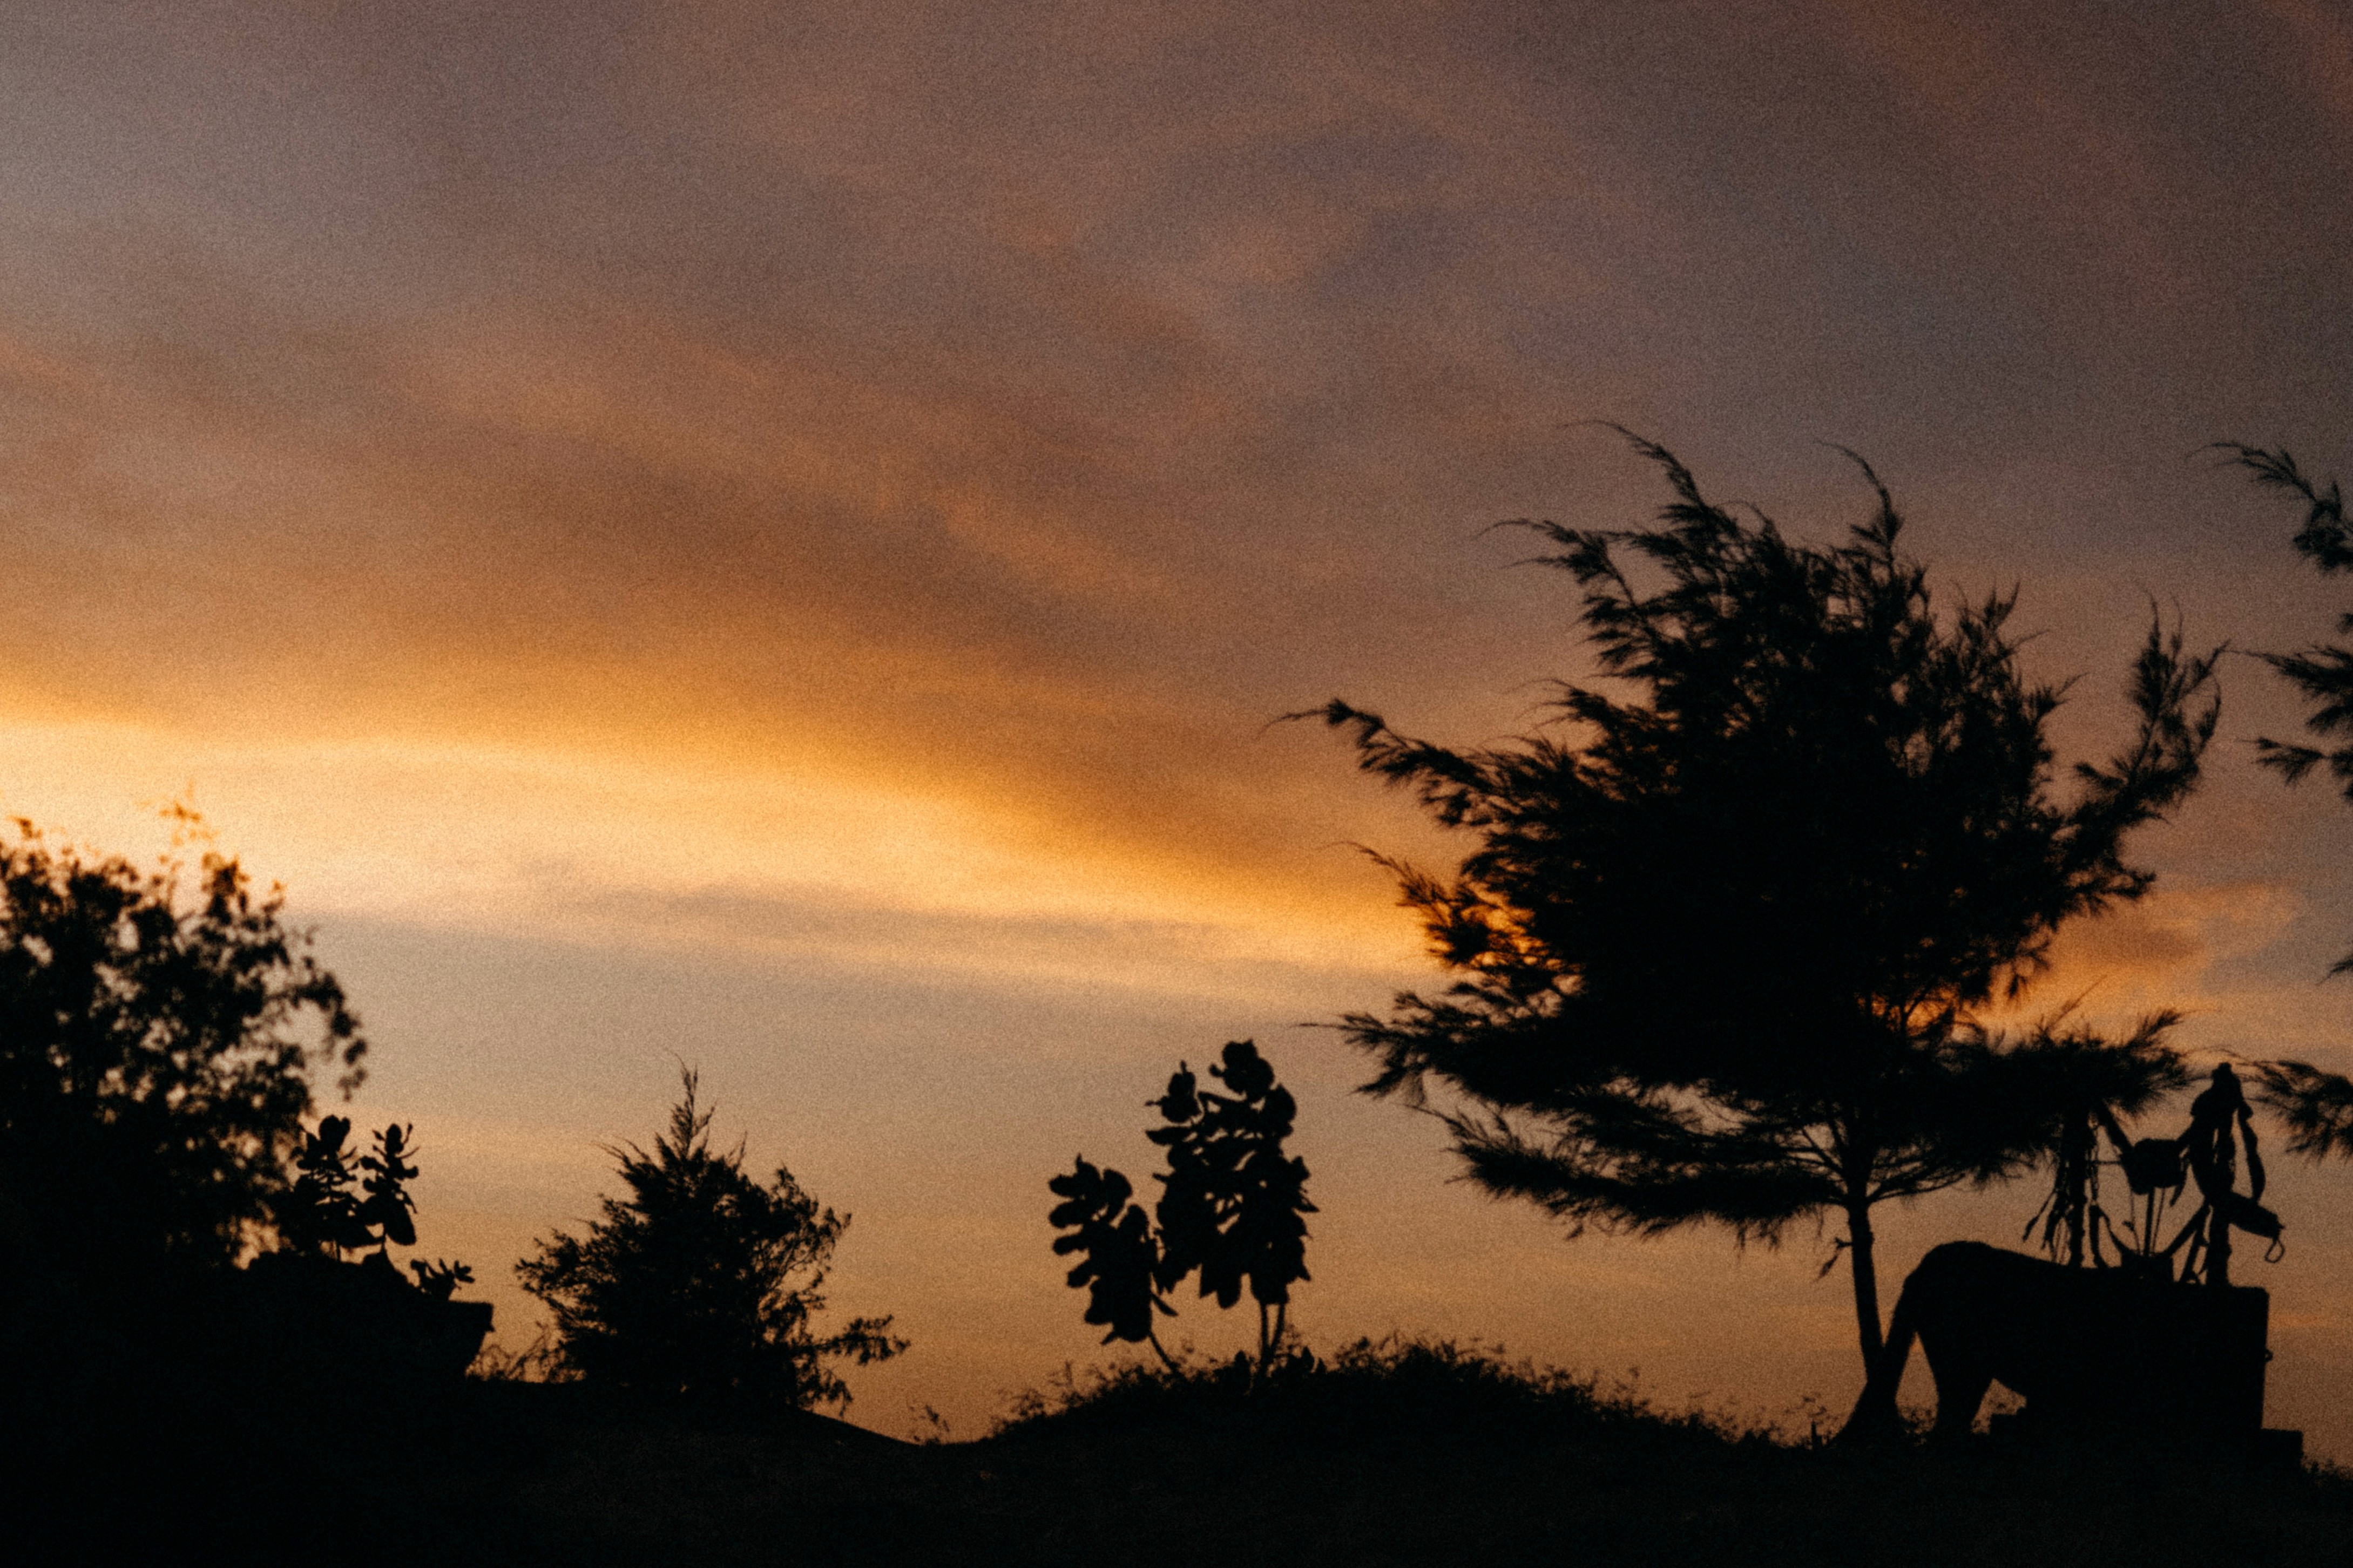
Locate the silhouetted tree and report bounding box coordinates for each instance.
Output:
[2219,443,2353,1155]
[517,1068,904,1410]
[2253,1061,2353,1160]
[0,816,365,1285]
[1050,1040,1314,1374]
[1306,433,2216,1373]
[2215,445,2353,834]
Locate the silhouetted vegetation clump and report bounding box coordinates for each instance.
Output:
[254,1111,489,1387]
[1050,1040,1313,1373]
[0,814,364,1290]
[995,1334,1755,1455]
[0,816,510,1549]
[1305,432,2217,1375]
[282,1114,459,1275]
[518,1068,905,1411]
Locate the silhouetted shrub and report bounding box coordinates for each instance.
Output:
[994,1334,1760,1454]
[518,1068,905,1410]
[241,1246,493,1386]
[267,1112,486,1373]
[281,1114,450,1266]
[0,815,364,1288]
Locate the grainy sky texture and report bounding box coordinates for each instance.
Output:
[9,0,2353,1450]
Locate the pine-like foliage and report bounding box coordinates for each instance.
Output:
[0,817,365,1282]
[518,1069,904,1410]
[1307,433,2215,1370]
[2215,443,2353,1165]
[2218,443,2353,969]
[2253,1061,2353,1162]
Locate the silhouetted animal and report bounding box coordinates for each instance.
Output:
[1842,1241,2269,1444]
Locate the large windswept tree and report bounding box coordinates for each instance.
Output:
[1308,434,2216,1372]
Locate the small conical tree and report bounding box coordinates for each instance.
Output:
[519,1069,904,1410]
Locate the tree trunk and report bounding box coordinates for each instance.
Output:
[2061,1116,2090,1267]
[1846,1202,1883,1370]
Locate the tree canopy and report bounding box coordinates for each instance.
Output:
[518,1069,905,1410]
[1308,435,2217,1370]
[0,816,365,1283]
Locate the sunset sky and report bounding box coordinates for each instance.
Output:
[10,0,2353,1451]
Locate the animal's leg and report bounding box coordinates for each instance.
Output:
[1929,1359,1992,1443]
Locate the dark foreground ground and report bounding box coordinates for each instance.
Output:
[443,1396,2351,1567]
[18,1346,2353,1566]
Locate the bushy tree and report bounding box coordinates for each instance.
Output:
[517,1069,904,1410]
[1049,1040,1314,1373]
[0,816,365,1283]
[1307,435,2215,1372]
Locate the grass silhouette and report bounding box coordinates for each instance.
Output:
[991,1334,1757,1451]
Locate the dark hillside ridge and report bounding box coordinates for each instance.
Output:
[16,1338,2349,1565]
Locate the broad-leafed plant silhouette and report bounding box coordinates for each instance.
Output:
[1050,1040,1314,1374]
[285,1115,373,1257]
[282,1115,474,1295]
[518,1067,904,1410]
[1304,432,2216,1374]
[284,1116,424,1255]
[1047,1158,1167,1355]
